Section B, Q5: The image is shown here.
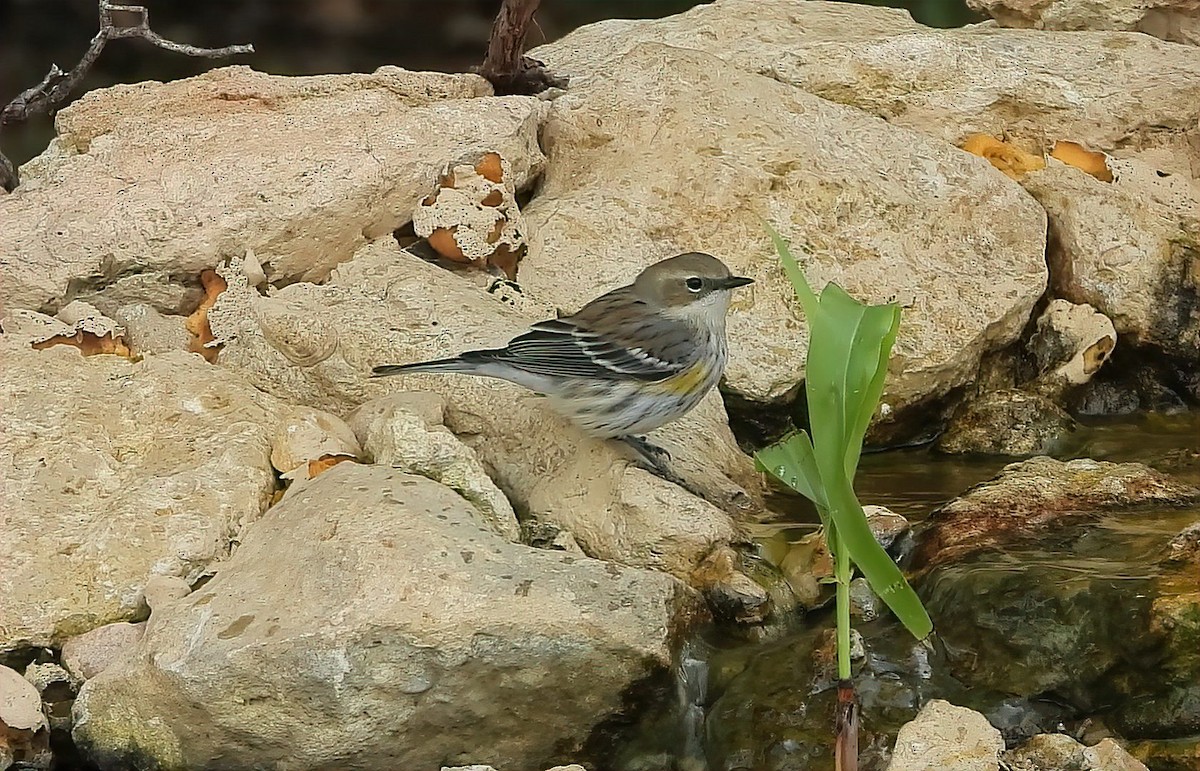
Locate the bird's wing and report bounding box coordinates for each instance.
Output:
[466,287,693,381]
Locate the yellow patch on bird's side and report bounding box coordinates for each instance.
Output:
[654,361,710,396]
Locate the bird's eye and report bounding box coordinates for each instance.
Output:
[685,277,704,292]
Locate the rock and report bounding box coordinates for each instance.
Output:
[914,456,1200,569]
[0,664,50,771]
[73,463,702,771]
[689,546,770,624]
[270,407,362,483]
[348,394,520,541]
[0,335,278,653]
[937,389,1077,456]
[1,66,546,315]
[22,664,76,732]
[523,31,1047,440]
[112,304,190,356]
[1167,522,1200,563]
[1023,160,1200,371]
[1028,300,1118,397]
[61,623,146,682]
[966,0,1200,45]
[850,577,882,621]
[207,240,754,581]
[886,700,1003,771]
[142,576,192,613]
[774,507,910,610]
[1005,732,1148,771]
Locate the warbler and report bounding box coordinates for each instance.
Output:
[371,252,752,447]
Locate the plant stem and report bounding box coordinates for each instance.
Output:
[831,524,853,680]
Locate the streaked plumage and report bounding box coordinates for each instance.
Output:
[371,252,752,439]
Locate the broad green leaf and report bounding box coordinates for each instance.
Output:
[758,224,933,641]
[754,430,829,512]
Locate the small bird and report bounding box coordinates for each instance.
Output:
[371,252,752,458]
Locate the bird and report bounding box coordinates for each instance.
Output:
[371,252,753,463]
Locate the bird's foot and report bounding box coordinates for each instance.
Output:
[618,435,696,489]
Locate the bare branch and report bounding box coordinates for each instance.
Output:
[478,0,567,96]
[0,0,253,193]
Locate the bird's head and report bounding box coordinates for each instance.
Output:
[634,252,753,322]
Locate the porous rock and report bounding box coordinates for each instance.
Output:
[73,463,701,771]
[0,335,278,653]
[1,66,545,315]
[1004,732,1148,771]
[0,664,50,771]
[207,239,754,581]
[347,393,520,541]
[524,32,1047,437]
[886,699,1003,771]
[1029,299,1118,396]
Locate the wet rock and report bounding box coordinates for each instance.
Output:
[0,335,278,654]
[1004,732,1148,771]
[1028,300,1117,398]
[348,394,520,541]
[208,240,753,582]
[525,28,1047,442]
[966,0,1200,45]
[0,664,50,771]
[1166,522,1200,564]
[850,577,881,621]
[1,66,546,314]
[73,463,701,771]
[886,700,1003,771]
[914,456,1200,569]
[937,389,1077,456]
[112,304,190,356]
[1125,738,1200,771]
[689,546,770,625]
[61,623,146,682]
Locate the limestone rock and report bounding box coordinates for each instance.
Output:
[1167,521,1200,564]
[966,0,1200,45]
[348,394,520,541]
[142,576,192,614]
[1,66,546,314]
[207,239,754,581]
[0,665,50,771]
[1024,161,1200,369]
[61,623,146,682]
[937,389,1077,456]
[73,463,701,771]
[1029,300,1118,397]
[270,407,362,483]
[112,304,190,356]
[914,457,1200,569]
[523,34,1047,438]
[886,700,1003,771]
[0,337,278,653]
[1004,732,1148,771]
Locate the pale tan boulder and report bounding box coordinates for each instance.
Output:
[886,700,1003,771]
[207,239,757,580]
[521,38,1047,434]
[0,335,278,653]
[73,463,702,771]
[0,66,546,315]
[967,0,1200,46]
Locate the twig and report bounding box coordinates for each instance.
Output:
[477,0,567,96]
[0,0,253,193]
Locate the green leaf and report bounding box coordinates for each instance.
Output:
[756,224,932,641]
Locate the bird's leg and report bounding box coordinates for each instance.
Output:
[619,434,672,466]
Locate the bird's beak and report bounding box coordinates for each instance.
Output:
[719,276,754,290]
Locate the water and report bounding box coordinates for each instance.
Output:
[606,411,1200,771]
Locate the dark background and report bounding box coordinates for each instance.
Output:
[0,0,978,167]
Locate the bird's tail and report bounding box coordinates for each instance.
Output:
[370,356,478,378]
